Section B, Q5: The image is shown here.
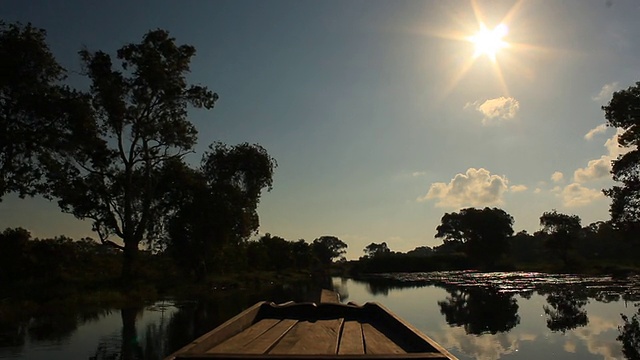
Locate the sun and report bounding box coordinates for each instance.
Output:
[468,23,509,61]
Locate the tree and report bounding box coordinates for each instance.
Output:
[438,287,520,335]
[618,305,640,360]
[0,22,66,200]
[543,289,588,333]
[312,236,347,265]
[363,242,391,259]
[602,83,640,232]
[539,210,581,266]
[44,29,218,282]
[435,207,514,268]
[164,143,276,279]
[0,227,31,282]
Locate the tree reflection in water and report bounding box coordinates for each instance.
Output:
[542,289,588,333]
[438,286,520,335]
[618,304,640,360]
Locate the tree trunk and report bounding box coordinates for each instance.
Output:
[120,308,140,360]
[121,239,138,285]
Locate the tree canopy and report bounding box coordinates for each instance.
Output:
[435,207,514,268]
[39,29,218,281]
[602,82,640,232]
[363,242,391,259]
[0,22,66,200]
[163,143,276,280]
[312,236,348,265]
[539,210,581,266]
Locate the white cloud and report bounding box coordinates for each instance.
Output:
[560,183,604,207]
[412,171,427,177]
[534,188,542,194]
[465,96,520,125]
[592,82,619,103]
[433,326,536,360]
[574,129,630,183]
[574,156,611,183]
[510,185,527,193]
[551,171,564,183]
[418,168,512,208]
[584,124,607,140]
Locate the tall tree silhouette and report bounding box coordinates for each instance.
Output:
[436,207,514,268]
[312,236,348,265]
[539,210,581,266]
[164,143,275,280]
[43,29,218,282]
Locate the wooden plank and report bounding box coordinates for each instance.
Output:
[176,353,451,359]
[268,319,343,355]
[362,323,406,355]
[236,319,298,354]
[206,318,280,353]
[165,302,265,359]
[320,289,340,303]
[337,320,364,355]
[176,353,454,359]
[367,302,458,359]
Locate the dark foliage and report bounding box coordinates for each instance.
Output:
[543,290,589,333]
[0,22,67,200]
[539,210,582,267]
[438,287,520,335]
[602,82,640,234]
[435,207,514,268]
[619,305,640,360]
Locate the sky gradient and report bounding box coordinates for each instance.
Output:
[1,0,638,259]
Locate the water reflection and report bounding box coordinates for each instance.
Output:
[438,287,520,335]
[542,289,589,333]
[2,273,640,359]
[0,283,320,359]
[339,272,640,360]
[618,305,640,360]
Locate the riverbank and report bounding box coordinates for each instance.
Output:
[0,269,325,319]
[342,254,640,278]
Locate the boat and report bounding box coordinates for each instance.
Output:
[165,290,458,359]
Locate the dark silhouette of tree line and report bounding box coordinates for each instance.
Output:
[354,206,639,274]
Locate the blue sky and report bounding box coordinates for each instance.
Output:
[1,0,638,259]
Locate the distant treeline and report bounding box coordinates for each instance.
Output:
[0,228,347,301]
[352,209,639,275]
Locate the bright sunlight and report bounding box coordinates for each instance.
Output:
[468,23,508,61]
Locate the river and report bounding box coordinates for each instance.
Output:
[1,271,639,359]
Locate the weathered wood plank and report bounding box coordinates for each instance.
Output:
[165,302,265,359]
[269,319,343,355]
[238,319,298,354]
[337,320,364,355]
[362,323,406,355]
[206,318,280,353]
[320,289,340,303]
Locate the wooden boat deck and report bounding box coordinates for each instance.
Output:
[166,297,457,359]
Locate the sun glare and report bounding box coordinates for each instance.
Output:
[468,23,508,61]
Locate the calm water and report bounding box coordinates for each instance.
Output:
[1,272,639,359]
[334,272,640,360]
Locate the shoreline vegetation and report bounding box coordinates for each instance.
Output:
[1,225,638,315]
